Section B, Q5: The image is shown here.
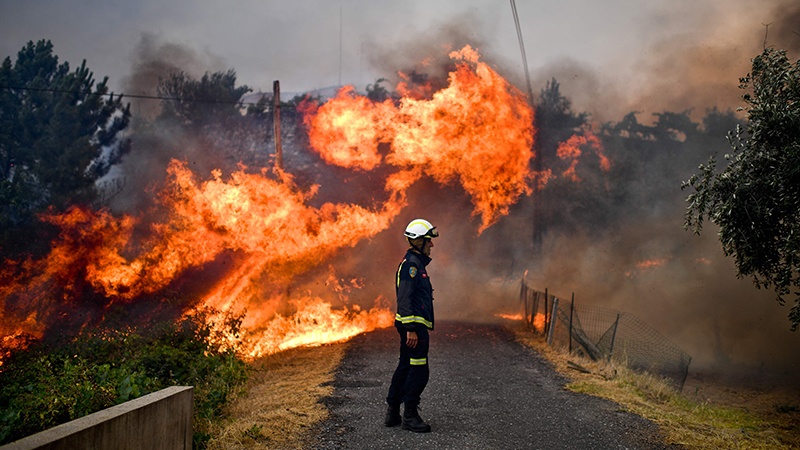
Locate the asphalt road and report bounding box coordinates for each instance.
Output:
[310,322,678,450]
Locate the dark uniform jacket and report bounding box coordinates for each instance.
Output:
[395,249,434,331]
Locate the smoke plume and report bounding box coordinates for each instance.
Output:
[522,0,800,384]
[353,1,800,385]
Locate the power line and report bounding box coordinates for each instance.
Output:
[0,84,270,107]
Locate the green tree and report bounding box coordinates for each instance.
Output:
[532,78,590,236]
[0,40,130,253]
[535,78,589,157]
[683,48,800,330]
[149,70,258,174]
[156,69,250,128]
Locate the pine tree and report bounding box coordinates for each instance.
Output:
[0,40,130,255]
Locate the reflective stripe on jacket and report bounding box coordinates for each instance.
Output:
[395,249,434,331]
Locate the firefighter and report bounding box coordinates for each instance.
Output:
[385,218,438,433]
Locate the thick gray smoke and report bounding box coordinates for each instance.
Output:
[515,0,800,384]
[347,0,800,386]
[122,33,227,121]
[365,12,494,89]
[537,0,800,123]
[111,33,247,213]
[531,2,799,384]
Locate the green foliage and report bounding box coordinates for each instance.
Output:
[144,69,264,176]
[535,78,589,154]
[0,309,248,446]
[531,78,590,236]
[156,69,250,128]
[0,40,130,252]
[683,48,800,330]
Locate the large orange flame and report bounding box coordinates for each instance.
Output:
[36,161,404,302]
[240,296,394,357]
[303,85,393,171]
[1,160,402,359]
[304,45,536,232]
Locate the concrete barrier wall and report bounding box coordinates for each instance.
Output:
[1,386,193,450]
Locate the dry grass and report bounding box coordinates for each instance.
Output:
[510,325,800,449]
[206,325,799,449]
[206,342,348,450]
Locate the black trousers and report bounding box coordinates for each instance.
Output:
[386,324,430,407]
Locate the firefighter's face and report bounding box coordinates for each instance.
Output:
[422,238,434,256]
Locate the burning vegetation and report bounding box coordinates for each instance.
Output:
[0,45,568,364]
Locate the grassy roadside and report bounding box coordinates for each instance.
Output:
[207,324,799,449]
[509,325,800,449]
[206,342,348,450]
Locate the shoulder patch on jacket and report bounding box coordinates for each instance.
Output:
[409,266,417,278]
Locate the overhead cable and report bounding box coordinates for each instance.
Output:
[0,84,282,107]
[510,0,534,106]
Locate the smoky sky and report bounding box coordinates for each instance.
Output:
[1,0,795,110]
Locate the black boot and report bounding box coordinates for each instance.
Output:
[384,404,401,427]
[402,404,431,433]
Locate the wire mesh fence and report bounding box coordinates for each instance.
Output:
[519,279,692,390]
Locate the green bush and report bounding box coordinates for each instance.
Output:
[0,309,248,447]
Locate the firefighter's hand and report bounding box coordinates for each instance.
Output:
[406,331,418,348]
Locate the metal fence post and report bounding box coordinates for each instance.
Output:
[608,313,621,362]
[519,280,528,327]
[528,290,534,328]
[544,288,549,335]
[569,293,574,353]
[547,297,558,345]
[514,284,692,390]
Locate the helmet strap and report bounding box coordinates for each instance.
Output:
[409,237,427,254]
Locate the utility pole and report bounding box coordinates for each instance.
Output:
[273,80,282,170]
[510,0,542,253]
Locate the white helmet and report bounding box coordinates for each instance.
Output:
[404,219,439,240]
